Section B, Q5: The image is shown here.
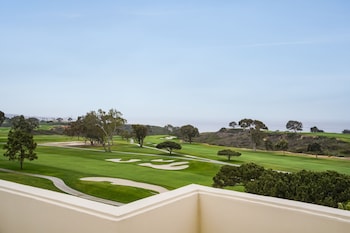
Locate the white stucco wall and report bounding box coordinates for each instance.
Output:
[198,189,350,233]
[1,180,350,233]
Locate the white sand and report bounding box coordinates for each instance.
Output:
[139,161,189,170]
[106,158,141,163]
[151,159,175,162]
[80,177,168,193]
[41,141,86,147]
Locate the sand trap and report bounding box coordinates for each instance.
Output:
[106,158,141,163]
[139,161,189,170]
[80,177,168,193]
[41,141,86,147]
[160,136,177,140]
[151,159,175,163]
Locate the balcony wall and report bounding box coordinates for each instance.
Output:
[1,180,350,233]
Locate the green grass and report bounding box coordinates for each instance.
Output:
[1,131,350,204]
[76,181,157,203]
[158,139,350,174]
[302,132,350,143]
[0,171,62,192]
[0,142,221,202]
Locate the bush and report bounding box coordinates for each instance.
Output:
[343,129,350,134]
[212,163,264,188]
[213,162,350,209]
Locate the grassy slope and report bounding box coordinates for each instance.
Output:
[302,132,350,143]
[142,135,350,173]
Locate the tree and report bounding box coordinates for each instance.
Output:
[217,149,241,161]
[275,139,288,154]
[64,116,85,139]
[27,117,40,129]
[343,129,350,134]
[286,120,303,132]
[120,130,132,142]
[180,124,199,144]
[77,109,126,151]
[264,139,274,150]
[310,126,324,133]
[0,111,5,126]
[56,117,64,123]
[3,115,37,169]
[82,111,103,145]
[96,109,126,152]
[238,118,253,130]
[238,118,268,151]
[132,124,148,147]
[156,141,182,155]
[229,121,237,128]
[307,142,322,158]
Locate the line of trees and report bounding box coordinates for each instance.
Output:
[63,109,201,150]
[213,163,350,209]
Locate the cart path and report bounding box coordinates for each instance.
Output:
[0,168,124,206]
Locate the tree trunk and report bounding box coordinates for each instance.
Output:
[106,139,111,152]
[20,157,24,170]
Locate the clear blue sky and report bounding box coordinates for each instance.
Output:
[1,0,349,132]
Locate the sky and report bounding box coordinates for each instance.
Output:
[1,0,349,132]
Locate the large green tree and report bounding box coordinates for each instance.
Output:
[96,109,126,152]
[76,109,126,152]
[180,124,199,144]
[132,124,148,147]
[3,115,37,169]
[156,141,182,155]
[0,111,5,126]
[82,111,102,145]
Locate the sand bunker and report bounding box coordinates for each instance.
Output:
[160,136,177,140]
[80,177,168,193]
[106,158,141,163]
[139,161,189,170]
[106,158,189,170]
[41,141,86,147]
[151,159,175,163]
